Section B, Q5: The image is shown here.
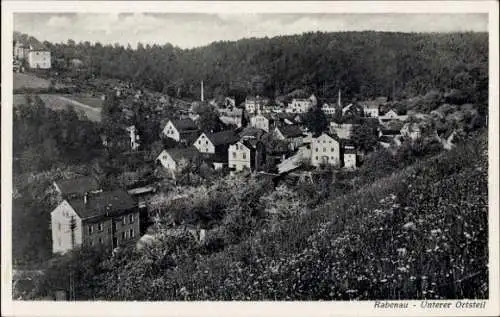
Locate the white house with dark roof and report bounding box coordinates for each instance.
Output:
[310,132,341,167]
[162,119,199,144]
[156,147,199,177]
[343,145,357,169]
[27,42,51,69]
[51,189,139,254]
[273,125,305,151]
[287,98,313,113]
[193,130,240,155]
[250,113,275,132]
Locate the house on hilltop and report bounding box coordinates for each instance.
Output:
[51,189,139,254]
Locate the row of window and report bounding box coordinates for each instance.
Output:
[314,156,336,161]
[315,147,335,153]
[87,214,135,235]
[87,229,135,247]
[231,152,247,159]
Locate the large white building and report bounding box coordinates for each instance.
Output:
[287,98,313,113]
[310,132,341,167]
[27,44,51,69]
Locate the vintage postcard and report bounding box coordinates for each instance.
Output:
[1,1,499,317]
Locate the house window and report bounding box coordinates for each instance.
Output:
[99,238,103,244]
[232,152,236,158]
[232,164,236,169]
[323,148,326,152]
[88,224,93,235]
[205,141,208,145]
[331,148,334,152]
[242,153,247,159]
[121,232,127,240]
[98,223,104,231]
[129,229,135,238]
[316,148,318,152]
[129,214,134,223]
[315,156,318,160]
[58,223,61,231]
[122,217,127,225]
[58,237,61,247]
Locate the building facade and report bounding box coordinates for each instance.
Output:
[27,50,51,69]
[287,98,313,113]
[51,190,139,254]
[228,141,253,172]
[310,133,341,167]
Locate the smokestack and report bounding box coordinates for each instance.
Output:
[84,192,88,204]
[337,89,342,107]
[201,80,204,102]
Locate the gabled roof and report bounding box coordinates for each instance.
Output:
[67,189,136,220]
[276,125,304,138]
[205,130,239,146]
[170,119,198,132]
[55,176,100,196]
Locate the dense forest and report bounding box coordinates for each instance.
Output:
[34,31,488,103]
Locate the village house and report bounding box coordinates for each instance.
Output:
[310,132,341,167]
[379,109,408,122]
[361,101,381,118]
[243,96,268,114]
[218,107,243,128]
[287,98,313,113]
[273,125,305,150]
[126,125,140,151]
[156,147,199,178]
[228,140,265,173]
[329,122,357,140]
[162,119,200,145]
[239,127,266,141]
[321,103,337,115]
[250,113,275,132]
[50,189,139,254]
[193,130,240,169]
[343,145,357,169]
[26,42,51,69]
[53,176,102,199]
[13,40,29,60]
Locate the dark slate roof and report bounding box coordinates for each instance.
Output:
[205,130,239,146]
[55,176,100,196]
[277,125,304,138]
[68,189,136,220]
[167,147,199,162]
[171,119,198,132]
[239,127,265,139]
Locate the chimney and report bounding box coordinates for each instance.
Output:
[338,89,342,107]
[84,192,88,204]
[201,80,204,102]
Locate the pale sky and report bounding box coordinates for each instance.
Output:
[14,13,488,49]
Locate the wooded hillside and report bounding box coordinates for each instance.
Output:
[35,31,487,103]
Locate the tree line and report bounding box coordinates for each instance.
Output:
[36,31,487,103]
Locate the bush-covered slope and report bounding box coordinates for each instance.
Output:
[90,133,486,300]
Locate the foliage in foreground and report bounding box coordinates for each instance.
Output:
[21,132,488,300]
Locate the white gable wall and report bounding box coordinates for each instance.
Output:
[162,121,181,141]
[310,133,340,167]
[51,200,83,254]
[194,133,215,154]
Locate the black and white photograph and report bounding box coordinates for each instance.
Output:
[1,1,499,316]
